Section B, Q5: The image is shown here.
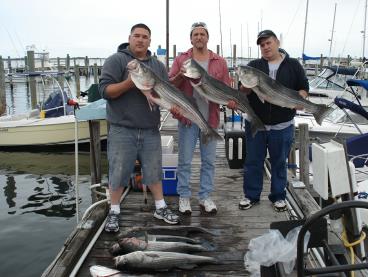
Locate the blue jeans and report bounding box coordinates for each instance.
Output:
[107,125,162,191]
[243,121,294,202]
[177,122,217,200]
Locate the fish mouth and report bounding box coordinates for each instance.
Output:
[127,60,139,70]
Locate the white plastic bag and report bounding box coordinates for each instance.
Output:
[244,226,310,276]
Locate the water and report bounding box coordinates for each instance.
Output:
[0,77,107,276]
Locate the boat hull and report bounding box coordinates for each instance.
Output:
[0,115,107,147]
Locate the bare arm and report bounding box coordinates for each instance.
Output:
[104,74,135,99]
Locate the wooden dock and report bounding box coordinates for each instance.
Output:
[44,116,289,277]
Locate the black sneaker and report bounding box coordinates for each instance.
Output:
[154,206,180,224]
[239,197,259,210]
[105,211,120,233]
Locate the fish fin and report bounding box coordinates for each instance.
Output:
[144,231,148,243]
[250,118,265,137]
[313,105,333,125]
[201,128,223,144]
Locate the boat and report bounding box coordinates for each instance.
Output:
[0,74,107,151]
[295,78,368,142]
[307,65,363,105]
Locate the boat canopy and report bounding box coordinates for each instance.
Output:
[325,66,357,76]
[346,79,368,91]
[334,97,368,120]
[302,53,320,61]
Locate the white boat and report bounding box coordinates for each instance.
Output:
[296,78,368,142]
[0,113,107,148]
[0,74,107,150]
[308,65,363,105]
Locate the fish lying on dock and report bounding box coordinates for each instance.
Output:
[127,59,222,144]
[90,265,152,277]
[110,237,210,256]
[135,233,202,244]
[114,250,218,271]
[183,58,265,136]
[237,65,333,125]
[121,225,219,238]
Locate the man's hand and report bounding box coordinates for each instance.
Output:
[239,85,252,95]
[295,90,308,110]
[170,106,191,126]
[227,100,238,110]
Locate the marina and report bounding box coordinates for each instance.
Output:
[1,0,368,274]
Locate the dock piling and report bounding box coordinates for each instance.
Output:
[27,50,37,109]
[298,123,310,187]
[0,56,6,115]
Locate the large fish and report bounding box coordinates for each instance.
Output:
[136,233,202,244]
[110,237,209,256]
[120,225,219,237]
[89,265,151,277]
[183,58,265,136]
[114,250,217,271]
[127,59,222,144]
[238,65,333,125]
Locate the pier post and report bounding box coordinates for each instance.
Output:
[232,44,237,68]
[7,56,13,89]
[57,57,64,89]
[7,56,12,73]
[75,64,80,97]
[27,50,37,109]
[0,56,6,115]
[66,54,70,71]
[89,120,101,203]
[320,54,324,69]
[85,56,89,76]
[93,63,98,84]
[299,124,310,187]
[173,45,176,59]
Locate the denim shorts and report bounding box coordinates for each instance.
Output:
[107,125,162,191]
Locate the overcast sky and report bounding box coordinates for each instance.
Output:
[1,0,367,60]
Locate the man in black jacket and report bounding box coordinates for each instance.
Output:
[239,30,309,212]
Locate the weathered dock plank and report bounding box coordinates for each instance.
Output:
[74,125,289,276]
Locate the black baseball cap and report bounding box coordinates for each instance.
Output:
[256,30,277,45]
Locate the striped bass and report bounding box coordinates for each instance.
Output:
[115,250,217,271]
[183,58,265,136]
[127,59,222,144]
[238,65,333,125]
[109,237,209,256]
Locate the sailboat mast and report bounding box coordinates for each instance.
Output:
[363,0,367,59]
[328,3,337,66]
[218,0,223,56]
[302,0,309,63]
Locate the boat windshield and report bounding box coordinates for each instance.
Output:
[309,76,348,91]
[326,107,368,125]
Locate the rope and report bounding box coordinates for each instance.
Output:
[341,228,366,277]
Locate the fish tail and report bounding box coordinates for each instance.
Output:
[313,105,333,125]
[201,128,223,144]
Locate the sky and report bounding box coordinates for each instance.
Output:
[1,0,367,60]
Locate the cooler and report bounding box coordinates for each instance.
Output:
[224,114,246,169]
[162,153,178,195]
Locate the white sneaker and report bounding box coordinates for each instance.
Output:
[273,200,287,212]
[199,198,217,214]
[179,197,192,214]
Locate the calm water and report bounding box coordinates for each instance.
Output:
[0,76,108,276]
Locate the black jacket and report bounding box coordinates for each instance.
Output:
[247,53,309,125]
